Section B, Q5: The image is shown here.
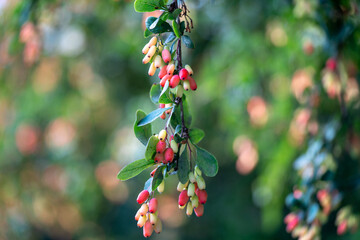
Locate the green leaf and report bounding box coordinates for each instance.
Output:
[160,12,169,21]
[134,0,164,12]
[178,146,190,184]
[149,18,160,30]
[175,125,182,135]
[149,84,173,104]
[145,136,159,161]
[195,145,218,177]
[145,17,172,34]
[189,128,205,144]
[170,40,177,53]
[144,29,153,38]
[134,110,153,146]
[165,32,176,44]
[152,166,164,191]
[172,20,181,38]
[160,80,169,98]
[180,21,185,35]
[117,159,155,181]
[138,107,173,126]
[172,9,182,19]
[182,35,194,49]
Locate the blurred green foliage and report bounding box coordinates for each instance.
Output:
[0,0,359,239]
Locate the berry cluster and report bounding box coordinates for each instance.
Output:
[142,36,197,92]
[118,0,218,238]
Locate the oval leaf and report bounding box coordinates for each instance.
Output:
[182,35,195,49]
[134,0,164,12]
[145,136,159,161]
[152,166,164,191]
[189,128,205,144]
[150,84,173,104]
[195,145,218,177]
[138,107,173,126]
[144,177,153,191]
[134,110,153,146]
[165,32,177,44]
[178,146,190,184]
[117,159,155,181]
[145,17,172,34]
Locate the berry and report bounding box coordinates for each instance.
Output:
[191,195,199,208]
[156,141,166,154]
[158,65,168,79]
[148,62,156,76]
[160,112,166,120]
[149,213,158,225]
[154,219,162,234]
[286,216,299,232]
[154,55,163,69]
[187,76,197,91]
[167,63,175,76]
[177,181,188,192]
[137,190,149,204]
[150,168,156,177]
[164,148,174,163]
[162,49,171,63]
[137,215,146,228]
[135,209,141,221]
[179,68,189,80]
[149,198,158,213]
[197,189,208,204]
[178,190,189,206]
[160,75,171,87]
[142,43,150,54]
[326,58,337,71]
[194,204,204,217]
[186,202,193,216]
[170,75,180,88]
[143,220,153,238]
[195,166,202,176]
[196,175,206,190]
[139,203,149,216]
[185,64,193,76]
[148,36,157,47]
[170,140,178,153]
[176,85,184,98]
[165,103,172,114]
[183,80,190,91]
[159,130,167,141]
[337,221,347,235]
[157,180,165,193]
[188,172,196,183]
[159,103,165,108]
[187,183,195,197]
[154,153,164,163]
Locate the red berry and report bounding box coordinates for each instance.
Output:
[154,153,164,163]
[162,49,171,63]
[149,198,158,213]
[178,190,189,206]
[169,75,180,88]
[337,221,347,235]
[286,216,299,232]
[326,58,337,71]
[143,221,153,238]
[150,168,157,177]
[164,148,174,163]
[158,65,167,79]
[179,69,189,80]
[187,76,197,91]
[160,75,171,87]
[194,203,204,217]
[137,190,149,204]
[160,112,166,120]
[156,141,166,154]
[159,103,165,108]
[170,135,174,141]
[197,189,208,204]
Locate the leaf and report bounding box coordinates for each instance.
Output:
[165,32,176,44]
[307,203,319,223]
[160,12,169,21]
[149,18,160,30]
[195,145,218,177]
[189,128,205,144]
[180,21,185,35]
[144,29,153,38]
[178,146,190,184]
[174,125,182,135]
[182,35,194,49]
[172,9,182,19]
[134,110,152,146]
[134,0,164,12]
[145,17,172,34]
[160,80,169,99]
[145,136,159,161]
[117,159,155,181]
[149,84,173,104]
[144,177,152,191]
[152,166,164,191]
[170,96,191,128]
[172,20,181,38]
[170,40,177,53]
[137,107,173,126]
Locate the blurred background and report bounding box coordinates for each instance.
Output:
[0,0,360,239]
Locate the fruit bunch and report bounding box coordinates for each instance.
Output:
[117,0,218,238]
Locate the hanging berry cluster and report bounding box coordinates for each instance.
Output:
[285,0,360,239]
[118,0,218,238]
